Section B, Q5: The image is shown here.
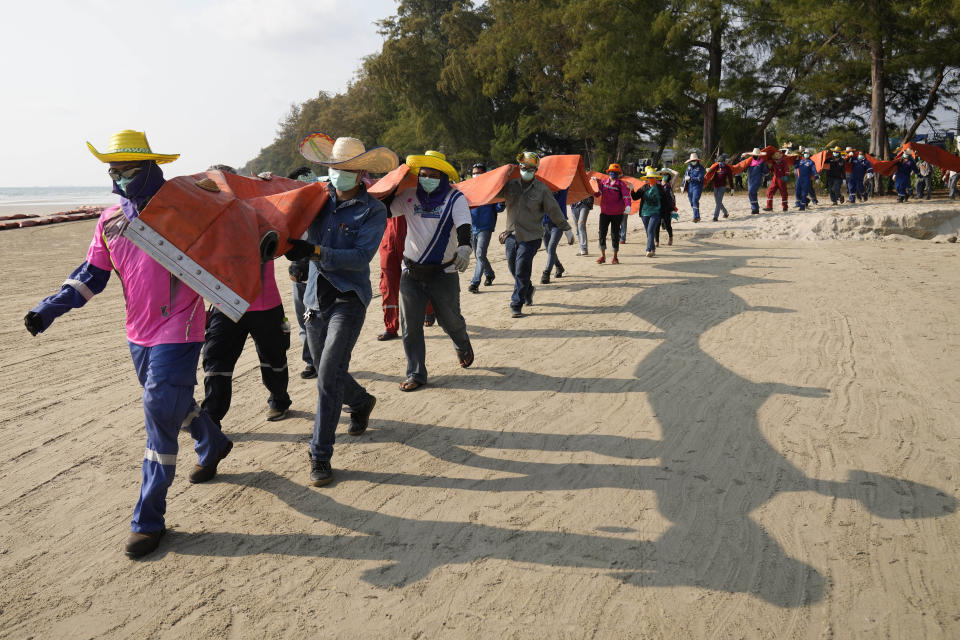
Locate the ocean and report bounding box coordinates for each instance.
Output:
[0,186,117,216]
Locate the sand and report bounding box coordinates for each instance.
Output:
[1,193,959,638]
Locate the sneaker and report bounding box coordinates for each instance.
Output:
[611,256,619,264]
[376,331,398,341]
[188,440,233,484]
[555,265,564,278]
[525,284,535,306]
[483,276,494,286]
[125,529,165,558]
[540,272,550,285]
[645,251,653,257]
[300,365,317,379]
[722,212,728,218]
[266,406,288,421]
[468,283,480,294]
[348,395,376,436]
[667,237,673,245]
[309,456,334,487]
[511,310,524,318]
[423,315,436,327]
[596,256,605,264]
[693,218,700,223]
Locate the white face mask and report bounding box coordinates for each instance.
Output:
[520,169,536,181]
[328,168,359,191]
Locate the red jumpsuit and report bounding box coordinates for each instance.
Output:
[379,216,406,335]
[379,216,432,335]
[766,158,790,211]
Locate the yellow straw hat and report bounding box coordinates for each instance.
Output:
[406,150,460,182]
[642,166,662,180]
[86,130,179,164]
[298,132,399,173]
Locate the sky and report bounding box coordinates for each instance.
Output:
[0,0,398,187]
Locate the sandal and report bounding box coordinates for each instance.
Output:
[399,377,425,392]
[456,345,474,368]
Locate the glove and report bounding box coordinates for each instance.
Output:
[257,171,274,181]
[498,230,513,244]
[623,205,631,214]
[564,229,575,244]
[453,245,472,272]
[284,239,316,261]
[726,188,733,194]
[24,311,42,336]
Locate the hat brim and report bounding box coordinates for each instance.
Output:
[87,142,179,164]
[298,133,399,174]
[406,155,460,182]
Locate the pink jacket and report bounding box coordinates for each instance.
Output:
[596,178,631,215]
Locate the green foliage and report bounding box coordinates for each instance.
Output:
[243,0,959,177]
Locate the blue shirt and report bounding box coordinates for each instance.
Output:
[470,202,503,233]
[543,188,570,228]
[685,164,706,184]
[304,185,387,309]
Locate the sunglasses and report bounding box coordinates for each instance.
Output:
[108,166,142,181]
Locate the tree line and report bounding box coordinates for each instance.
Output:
[243,0,960,179]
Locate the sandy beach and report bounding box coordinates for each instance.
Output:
[1,192,959,638]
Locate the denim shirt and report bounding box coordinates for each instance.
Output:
[304,185,387,309]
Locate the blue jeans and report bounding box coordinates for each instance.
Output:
[399,270,471,383]
[470,230,494,286]
[641,214,661,252]
[542,224,564,275]
[504,235,541,313]
[128,341,229,533]
[713,187,728,219]
[619,214,628,242]
[570,204,590,252]
[304,295,370,461]
[292,281,314,367]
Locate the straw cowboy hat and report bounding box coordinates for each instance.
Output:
[685,153,701,164]
[642,166,662,180]
[406,150,460,181]
[743,147,767,157]
[87,130,179,164]
[298,132,399,173]
[830,146,843,153]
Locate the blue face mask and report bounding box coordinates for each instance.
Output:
[419,176,442,193]
[608,172,618,180]
[116,176,135,195]
[328,168,359,191]
[520,169,535,181]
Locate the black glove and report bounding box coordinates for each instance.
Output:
[284,239,315,261]
[24,311,43,336]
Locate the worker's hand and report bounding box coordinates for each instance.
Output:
[257,171,274,181]
[623,205,631,214]
[498,230,512,245]
[727,188,733,194]
[24,311,43,336]
[453,245,472,272]
[284,239,316,261]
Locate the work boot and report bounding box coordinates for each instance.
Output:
[188,440,233,483]
[266,406,288,421]
[300,365,317,379]
[525,285,535,306]
[484,275,494,286]
[540,271,550,285]
[347,395,376,436]
[555,265,564,278]
[125,529,165,558]
[309,455,334,487]
[468,283,480,293]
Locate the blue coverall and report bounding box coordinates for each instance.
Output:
[685,164,706,220]
[794,159,818,210]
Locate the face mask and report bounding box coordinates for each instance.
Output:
[520,169,535,181]
[419,176,441,193]
[803,154,810,159]
[116,176,135,195]
[608,172,618,180]
[328,168,358,191]
[859,155,865,160]
[691,161,699,166]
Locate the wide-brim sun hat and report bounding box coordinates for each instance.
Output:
[685,153,701,163]
[606,163,623,174]
[299,132,399,173]
[831,146,843,152]
[87,130,179,164]
[744,147,767,157]
[407,150,460,182]
[642,166,662,180]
